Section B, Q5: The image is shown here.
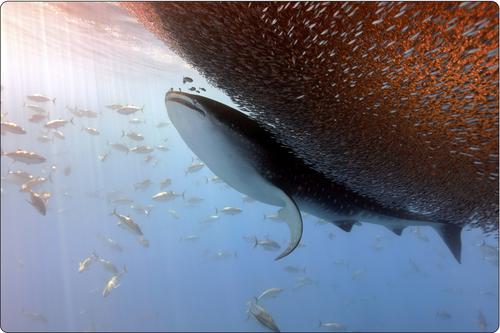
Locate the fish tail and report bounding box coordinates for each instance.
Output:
[110,208,117,216]
[263,213,267,220]
[70,117,74,124]
[182,191,186,200]
[215,207,218,215]
[141,105,145,112]
[123,264,128,274]
[121,130,125,137]
[52,98,56,104]
[319,320,322,328]
[253,236,258,248]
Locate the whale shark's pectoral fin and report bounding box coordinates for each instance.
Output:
[433,223,463,264]
[274,193,303,261]
[334,219,359,232]
[385,225,405,236]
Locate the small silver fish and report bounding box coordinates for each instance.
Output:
[108,142,129,154]
[185,161,205,174]
[284,265,306,274]
[254,237,281,251]
[248,300,280,332]
[82,126,100,136]
[130,145,154,154]
[117,104,144,115]
[256,288,283,301]
[2,150,46,164]
[27,94,55,103]
[45,118,73,129]
[122,130,144,141]
[152,191,184,201]
[27,191,47,215]
[160,178,172,189]
[1,121,26,134]
[78,252,97,273]
[134,179,152,191]
[216,206,242,215]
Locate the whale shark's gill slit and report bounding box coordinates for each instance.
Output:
[168,97,206,117]
[274,191,303,261]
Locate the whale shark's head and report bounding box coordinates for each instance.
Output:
[165,91,242,162]
[166,91,228,134]
[165,91,267,167]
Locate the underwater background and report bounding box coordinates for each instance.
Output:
[1,3,498,332]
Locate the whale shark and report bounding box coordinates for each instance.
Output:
[165,91,463,263]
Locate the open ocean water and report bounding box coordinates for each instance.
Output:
[0,2,498,332]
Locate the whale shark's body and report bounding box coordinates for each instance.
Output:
[166,91,462,262]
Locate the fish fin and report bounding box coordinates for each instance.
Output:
[274,192,303,261]
[386,226,405,236]
[434,223,463,264]
[334,219,358,232]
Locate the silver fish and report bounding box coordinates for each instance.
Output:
[27,94,55,103]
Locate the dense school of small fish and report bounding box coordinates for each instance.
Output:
[2,74,496,331]
[125,1,499,233]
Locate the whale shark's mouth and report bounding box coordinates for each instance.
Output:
[166,92,206,118]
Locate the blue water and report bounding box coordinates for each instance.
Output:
[1,3,498,332]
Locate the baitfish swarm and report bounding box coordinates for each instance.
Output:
[125,2,499,232]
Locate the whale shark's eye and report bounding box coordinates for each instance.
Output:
[168,97,206,117]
